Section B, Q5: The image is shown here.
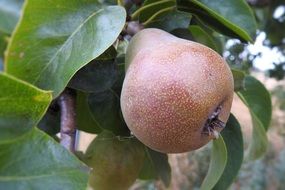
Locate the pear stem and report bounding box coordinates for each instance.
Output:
[59,89,77,153]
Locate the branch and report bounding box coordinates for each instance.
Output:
[59,89,77,153]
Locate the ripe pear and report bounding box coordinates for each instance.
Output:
[120,28,234,153]
[84,131,145,190]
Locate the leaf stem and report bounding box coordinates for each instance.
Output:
[117,0,124,6]
[59,89,77,153]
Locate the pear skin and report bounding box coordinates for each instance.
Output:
[85,131,145,190]
[121,28,234,153]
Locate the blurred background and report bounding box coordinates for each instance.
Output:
[79,0,285,189]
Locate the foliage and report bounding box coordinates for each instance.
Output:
[0,0,273,189]
[225,0,285,80]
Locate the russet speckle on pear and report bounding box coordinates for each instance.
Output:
[120,28,234,153]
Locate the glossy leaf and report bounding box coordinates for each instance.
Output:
[88,90,129,136]
[237,76,272,160]
[0,73,52,142]
[190,16,225,53]
[76,91,102,134]
[171,28,194,40]
[177,0,257,42]
[68,59,118,93]
[145,10,191,32]
[237,76,272,130]
[5,0,126,97]
[68,48,118,93]
[139,147,171,187]
[0,0,24,34]
[188,25,218,52]
[132,0,176,22]
[201,136,227,190]
[0,128,88,190]
[231,69,246,91]
[213,114,243,190]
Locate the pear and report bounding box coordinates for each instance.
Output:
[85,131,145,190]
[120,28,234,153]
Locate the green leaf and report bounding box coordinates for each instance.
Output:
[111,63,125,96]
[68,48,118,93]
[188,25,218,52]
[0,31,8,70]
[0,72,52,142]
[132,0,176,22]
[139,147,171,187]
[143,0,162,5]
[237,76,272,160]
[68,59,118,93]
[88,90,129,136]
[189,17,225,53]
[115,39,129,57]
[0,128,88,190]
[171,28,194,41]
[247,113,268,160]
[201,136,227,190]
[138,156,156,180]
[145,10,191,32]
[76,91,102,134]
[5,0,126,98]
[0,0,24,34]
[231,69,246,91]
[213,114,243,190]
[237,76,272,131]
[177,0,257,42]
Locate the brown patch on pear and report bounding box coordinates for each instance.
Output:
[121,28,234,153]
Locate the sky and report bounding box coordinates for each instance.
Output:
[247,32,284,71]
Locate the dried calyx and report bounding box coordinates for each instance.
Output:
[202,105,226,139]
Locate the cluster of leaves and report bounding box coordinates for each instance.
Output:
[0,0,272,189]
[225,0,285,80]
[262,0,285,80]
